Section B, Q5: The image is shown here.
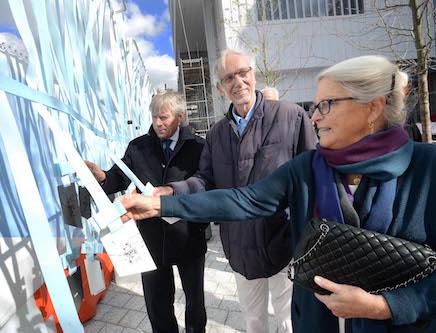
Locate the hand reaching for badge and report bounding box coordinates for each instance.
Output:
[152,185,174,197]
[84,160,106,183]
[313,275,392,320]
[118,193,161,221]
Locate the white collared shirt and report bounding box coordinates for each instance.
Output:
[166,127,180,150]
[232,98,257,136]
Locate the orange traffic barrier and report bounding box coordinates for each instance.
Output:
[34,253,114,332]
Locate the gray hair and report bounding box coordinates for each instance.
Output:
[215,49,255,83]
[317,55,407,127]
[149,91,187,126]
[261,86,279,100]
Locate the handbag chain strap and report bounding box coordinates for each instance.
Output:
[287,220,436,294]
[287,221,330,280]
[370,255,436,294]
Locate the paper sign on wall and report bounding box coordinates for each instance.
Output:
[100,220,156,277]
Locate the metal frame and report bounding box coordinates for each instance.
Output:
[180,57,211,137]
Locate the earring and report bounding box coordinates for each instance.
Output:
[368,121,375,134]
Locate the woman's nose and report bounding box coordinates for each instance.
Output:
[311,108,322,122]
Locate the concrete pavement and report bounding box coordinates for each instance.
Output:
[84,223,281,333]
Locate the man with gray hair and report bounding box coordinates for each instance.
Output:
[262,86,280,101]
[154,50,317,333]
[85,91,208,332]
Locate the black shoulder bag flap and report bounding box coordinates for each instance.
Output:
[288,218,436,295]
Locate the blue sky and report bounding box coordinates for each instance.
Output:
[120,0,178,88]
[0,0,177,89]
[135,0,173,57]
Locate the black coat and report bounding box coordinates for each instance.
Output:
[102,126,207,267]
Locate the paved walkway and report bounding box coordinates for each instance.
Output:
[85,224,281,333]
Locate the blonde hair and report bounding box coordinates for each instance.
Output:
[149,91,187,126]
[318,55,407,127]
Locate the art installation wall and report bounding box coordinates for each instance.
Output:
[0,1,153,332]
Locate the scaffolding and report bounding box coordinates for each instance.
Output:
[180,57,213,137]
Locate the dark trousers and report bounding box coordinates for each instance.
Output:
[141,255,206,333]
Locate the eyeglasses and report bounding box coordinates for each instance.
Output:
[220,67,252,85]
[308,97,355,117]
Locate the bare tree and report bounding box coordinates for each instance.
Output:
[223,0,312,98]
[368,1,435,141]
[408,0,435,142]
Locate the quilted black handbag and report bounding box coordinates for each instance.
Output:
[288,218,436,295]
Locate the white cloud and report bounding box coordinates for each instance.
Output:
[120,2,178,90]
[136,39,157,58]
[122,2,165,38]
[143,54,178,90]
[132,37,178,91]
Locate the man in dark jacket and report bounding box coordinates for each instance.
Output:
[154,50,317,333]
[85,91,207,333]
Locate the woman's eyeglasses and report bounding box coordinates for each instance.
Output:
[308,97,355,117]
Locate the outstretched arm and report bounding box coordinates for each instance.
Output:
[119,194,161,221]
[169,132,216,194]
[153,131,214,197]
[119,161,293,223]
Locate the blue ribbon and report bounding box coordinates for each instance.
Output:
[0,75,128,142]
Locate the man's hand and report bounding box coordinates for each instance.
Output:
[84,160,106,183]
[153,186,174,197]
[118,193,161,221]
[314,276,392,320]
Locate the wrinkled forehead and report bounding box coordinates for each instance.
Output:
[314,77,349,101]
[218,54,251,76]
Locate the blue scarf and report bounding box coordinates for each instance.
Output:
[312,127,414,333]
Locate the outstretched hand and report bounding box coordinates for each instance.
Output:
[314,276,392,320]
[117,193,161,221]
[153,185,174,197]
[84,160,106,183]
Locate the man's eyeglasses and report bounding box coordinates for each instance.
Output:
[308,97,355,117]
[220,67,252,85]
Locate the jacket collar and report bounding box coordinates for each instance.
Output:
[225,90,265,122]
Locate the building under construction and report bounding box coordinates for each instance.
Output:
[180,56,214,137]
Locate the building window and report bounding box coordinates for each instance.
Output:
[257,0,364,21]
